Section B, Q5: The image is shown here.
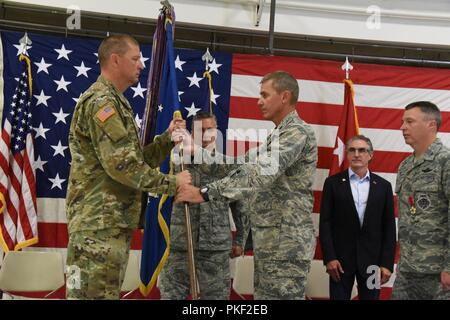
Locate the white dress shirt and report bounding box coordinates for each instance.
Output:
[348,168,370,227]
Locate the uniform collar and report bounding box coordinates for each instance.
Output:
[276,110,300,130]
[97,75,131,108]
[97,75,117,92]
[422,138,443,161]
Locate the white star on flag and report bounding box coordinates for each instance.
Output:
[158,105,163,112]
[178,91,184,102]
[134,114,142,129]
[74,61,91,78]
[54,44,72,60]
[175,55,186,71]
[13,43,32,56]
[73,93,82,104]
[185,102,201,118]
[140,52,149,68]
[187,72,203,88]
[333,137,345,166]
[34,90,51,107]
[131,82,147,98]
[208,59,222,74]
[33,123,50,139]
[34,155,48,172]
[51,141,68,157]
[49,173,66,190]
[54,75,72,92]
[52,108,70,124]
[211,89,220,105]
[94,52,99,63]
[34,58,52,74]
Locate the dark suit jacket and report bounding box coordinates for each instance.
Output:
[319,170,396,275]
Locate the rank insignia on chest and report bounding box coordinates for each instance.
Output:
[408,195,416,215]
[416,193,431,211]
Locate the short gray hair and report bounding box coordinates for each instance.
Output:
[260,70,299,105]
[346,135,374,154]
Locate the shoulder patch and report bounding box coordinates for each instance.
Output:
[96,105,116,122]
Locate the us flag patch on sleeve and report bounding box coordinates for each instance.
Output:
[96,105,116,122]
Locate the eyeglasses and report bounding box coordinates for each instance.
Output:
[347,147,369,154]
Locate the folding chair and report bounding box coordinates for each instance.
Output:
[305,260,357,299]
[231,255,254,299]
[0,251,65,299]
[120,251,141,299]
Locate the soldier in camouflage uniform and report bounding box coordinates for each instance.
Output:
[159,112,249,299]
[177,71,318,300]
[65,35,191,300]
[392,101,450,300]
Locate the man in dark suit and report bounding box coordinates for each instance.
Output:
[319,135,396,300]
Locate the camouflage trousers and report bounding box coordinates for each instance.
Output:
[66,228,133,300]
[391,271,450,300]
[159,250,230,300]
[253,258,311,300]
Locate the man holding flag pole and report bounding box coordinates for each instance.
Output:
[176,70,318,300]
[65,31,191,299]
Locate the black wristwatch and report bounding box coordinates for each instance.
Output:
[200,187,210,202]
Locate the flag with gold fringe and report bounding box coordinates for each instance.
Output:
[0,51,38,252]
[139,14,180,296]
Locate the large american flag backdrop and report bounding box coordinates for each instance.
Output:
[1,30,449,299]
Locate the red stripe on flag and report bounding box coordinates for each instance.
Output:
[23,147,37,206]
[131,229,144,250]
[232,54,450,90]
[0,218,14,249]
[313,191,322,214]
[34,223,145,250]
[34,222,68,248]
[230,97,450,132]
[393,195,399,218]
[314,237,323,260]
[395,242,400,264]
[1,128,11,145]
[226,140,261,157]
[19,148,37,240]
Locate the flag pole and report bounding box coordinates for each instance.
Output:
[201,48,213,113]
[341,56,353,80]
[138,0,174,229]
[180,146,200,300]
[175,112,200,299]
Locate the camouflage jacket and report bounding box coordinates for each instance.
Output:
[206,111,318,261]
[395,138,450,274]
[66,76,176,233]
[170,152,249,251]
